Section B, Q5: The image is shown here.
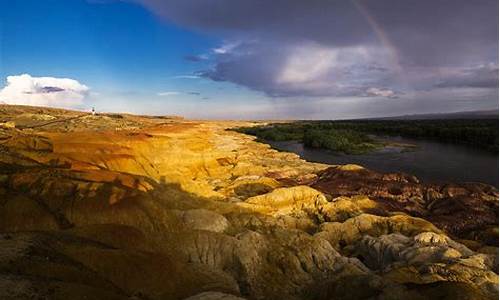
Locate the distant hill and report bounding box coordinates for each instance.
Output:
[369,110,498,120]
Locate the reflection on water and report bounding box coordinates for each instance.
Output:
[267,136,499,187]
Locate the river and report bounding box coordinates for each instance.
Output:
[266,136,499,187]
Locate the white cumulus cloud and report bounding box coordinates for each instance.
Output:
[0,74,89,107]
[365,87,398,98]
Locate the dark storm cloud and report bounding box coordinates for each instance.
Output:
[197,41,290,96]
[136,0,374,46]
[434,64,499,89]
[197,40,402,98]
[138,0,497,62]
[136,0,498,107]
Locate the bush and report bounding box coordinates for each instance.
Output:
[303,129,379,154]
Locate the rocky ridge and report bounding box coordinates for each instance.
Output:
[0,104,497,299]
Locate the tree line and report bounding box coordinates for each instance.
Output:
[233,119,498,153]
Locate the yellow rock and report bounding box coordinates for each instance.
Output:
[241,186,328,217]
[0,121,15,128]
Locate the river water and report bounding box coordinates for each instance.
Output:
[266,136,499,187]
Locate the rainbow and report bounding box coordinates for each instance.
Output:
[351,0,408,88]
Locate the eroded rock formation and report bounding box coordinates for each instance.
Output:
[311,166,499,246]
[0,104,497,300]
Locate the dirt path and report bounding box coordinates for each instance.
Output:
[16,114,88,129]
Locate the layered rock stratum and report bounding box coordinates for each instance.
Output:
[0,104,498,300]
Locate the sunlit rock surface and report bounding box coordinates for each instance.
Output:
[0,104,497,300]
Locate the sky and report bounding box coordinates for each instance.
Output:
[0,0,498,119]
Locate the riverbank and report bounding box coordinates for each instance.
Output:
[266,136,499,187]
